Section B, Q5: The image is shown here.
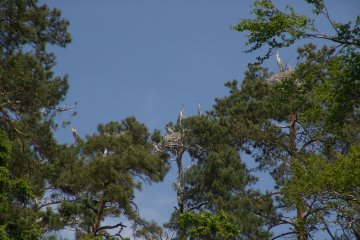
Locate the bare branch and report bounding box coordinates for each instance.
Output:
[54,101,78,112]
[94,222,127,234]
[188,202,207,212]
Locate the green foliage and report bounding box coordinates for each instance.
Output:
[177,211,240,240]
[0,225,9,240]
[234,0,360,62]
[0,129,41,239]
[134,220,165,240]
[162,115,272,239]
[213,40,360,238]
[39,207,65,233]
[0,0,72,238]
[281,145,360,238]
[0,0,71,128]
[57,117,168,238]
[0,130,11,166]
[1,1,359,239]
[234,0,309,62]
[284,145,360,198]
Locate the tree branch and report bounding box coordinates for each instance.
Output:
[94,222,127,234]
[188,202,207,212]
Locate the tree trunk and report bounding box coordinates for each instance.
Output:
[176,149,185,214]
[290,114,307,240]
[92,198,105,235]
[296,201,307,240]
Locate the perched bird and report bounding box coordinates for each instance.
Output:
[266,51,295,85]
[70,128,81,142]
[103,148,108,157]
[166,126,174,134]
[276,50,284,72]
[197,100,202,117]
[177,106,185,127]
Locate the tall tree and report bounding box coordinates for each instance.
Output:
[213,44,360,239]
[211,1,360,238]
[57,117,169,239]
[0,0,72,237]
[0,129,38,239]
[219,1,360,238]
[156,113,273,239]
[233,0,360,62]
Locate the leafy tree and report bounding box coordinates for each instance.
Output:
[213,42,360,239]
[0,0,72,238]
[0,129,39,239]
[282,145,360,239]
[177,211,240,240]
[156,114,273,239]
[213,1,360,239]
[233,0,360,144]
[57,117,169,239]
[234,0,360,62]
[2,1,358,240]
[134,220,166,240]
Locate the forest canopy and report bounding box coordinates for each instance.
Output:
[0,0,359,239]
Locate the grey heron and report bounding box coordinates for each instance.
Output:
[276,50,284,72]
[177,106,185,127]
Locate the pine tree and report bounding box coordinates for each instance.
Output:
[57,118,169,239]
[156,113,273,239]
[0,0,72,237]
[212,1,360,236]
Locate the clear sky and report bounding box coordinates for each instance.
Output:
[39,0,360,238]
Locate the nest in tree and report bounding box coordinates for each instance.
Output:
[266,68,295,85]
[164,130,183,144]
[153,128,185,152]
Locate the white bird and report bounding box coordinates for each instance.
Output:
[103,148,108,157]
[166,126,174,134]
[70,128,78,137]
[197,100,202,116]
[177,106,185,127]
[276,50,284,72]
[70,128,81,142]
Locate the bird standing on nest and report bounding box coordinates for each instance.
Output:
[177,106,185,127]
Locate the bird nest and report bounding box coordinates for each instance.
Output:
[153,128,186,153]
[266,68,295,85]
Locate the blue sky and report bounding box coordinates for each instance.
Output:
[40,0,360,238]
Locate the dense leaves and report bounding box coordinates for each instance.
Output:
[57,118,169,238]
[234,0,360,62]
[157,115,272,239]
[0,0,72,238]
[1,0,359,239]
[212,44,360,239]
[177,211,240,240]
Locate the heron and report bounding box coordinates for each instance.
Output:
[197,100,202,116]
[177,105,185,127]
[70,128,81,142]
[266,50,295,85]
[166,125,174,134]
[276,50,284,72]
